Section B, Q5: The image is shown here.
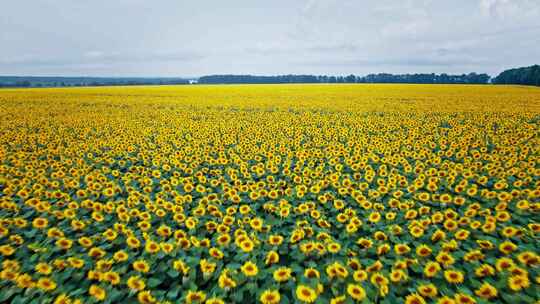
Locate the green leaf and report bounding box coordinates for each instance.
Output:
[11,295,26,304]
[0,287,16,302]
[245,282,258,294]
[231,291,244,302]
[166,286,181,300]
[148,277,162,288]
[167,269,180,278]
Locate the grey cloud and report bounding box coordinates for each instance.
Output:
[244,43,359,56]
[300,56,494,68]
[0,50,205,67]
[480,0,540,19]
[0,0,539,76]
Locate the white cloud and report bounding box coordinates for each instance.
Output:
[480,0,540,19]
[84,51,104,59]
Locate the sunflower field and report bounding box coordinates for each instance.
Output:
[0,84,539,304]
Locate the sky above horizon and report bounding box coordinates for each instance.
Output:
[1,0,539,77]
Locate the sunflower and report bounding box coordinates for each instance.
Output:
[353,270,368,282]
[78,237,93,248]
[463,250,484,262]
[250,217,263,230]
[218,271,237,289]
[53,294,72,304]
[145,240,160,254]
[66,257,83,269]
[508,275,530,291]
[437,296,456,304]
[173,259,190,275]
[32,217,49,229]
[55,238,73,250]
[453,293,476,304]
[216,234,231,246]
[474,282,497,299]
[348,258,362,271]
[239,240,254,252]
[16,274,35,288]
[528,223,540,233]
[417,283,437,298]
[499,241,517,255]
[185,290,206,303]
[423,261,441,278]
[88,270,103,281]
[431,229,446,242]
[368,212,381,223]
[416,244,432,257]
[436,251,455,266]
[241,261,259,277]
[444,269,464,284]
[103,271,120,285]
[474,264,495,277]
[395,244,411,255]
[126,236,142,249]
[260,290,280,304]
[304,268,320,279]
[333,262,349,278]
[389,269,406,282]
[2,260,20,271]
[357,238,373,248]
[327,242,341,253]
[178,238,192,249]
[296,285,317,303]
[370,272,388,286]
[89,285,106,301]
[37,277,57,291]
[515,251,535,265]
[404,293,426,304]
[410,227,424,238]
[0,268,17,281]
[127,276,146,291]
[347,283,366,301]
[267,235,283,246]
[137,291,157,304]
[265,251,279,265]
[206,298,225,304]
[209,247,224,259]
[495,257,515,272]
[273,267,292,282]
[133,260,150,273]
[377,244,390,255]
[36,262,52,275]
[366,260,383,272]
[330,295,346,304]
[113,250,129,262]
[88,247,106,259]
[199,259,216,275]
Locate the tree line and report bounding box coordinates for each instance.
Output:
[492,65,540,86]
[198,73,491,84]
[0,76,191,88]
[1,65,539,88]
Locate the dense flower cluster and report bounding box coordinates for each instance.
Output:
[0,84,539,303]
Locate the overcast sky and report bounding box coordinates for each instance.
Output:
[1,0,539,77]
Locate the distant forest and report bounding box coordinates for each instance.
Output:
[491,65,540,86]
[1,65,539,88]
[198,73,490,84]
[0,76,190,88]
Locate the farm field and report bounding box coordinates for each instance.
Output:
[0,84,539,304]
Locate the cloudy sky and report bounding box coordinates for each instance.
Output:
[1,0,539,77]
